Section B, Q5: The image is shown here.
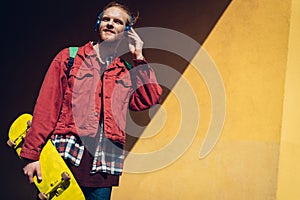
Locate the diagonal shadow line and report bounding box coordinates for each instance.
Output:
[124,0,232,154]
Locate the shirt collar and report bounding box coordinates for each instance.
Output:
[83,41,126,69]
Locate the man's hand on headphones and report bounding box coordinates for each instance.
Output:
[127,28,144,60]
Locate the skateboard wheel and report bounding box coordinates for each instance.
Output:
[27,120,32,127]
[38,192,48,200]
[6,139,15,147]
[61,172,71,181]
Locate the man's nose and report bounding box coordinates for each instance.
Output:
[107,19,114,28]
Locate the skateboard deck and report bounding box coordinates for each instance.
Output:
[7,113,85,200]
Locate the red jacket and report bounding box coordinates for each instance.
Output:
[20,42,162,161]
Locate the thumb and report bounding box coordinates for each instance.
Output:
[36,167,42,181]
[35,162,42,181]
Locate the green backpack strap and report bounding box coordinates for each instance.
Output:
[66,47,79,78]
[120,58,133,70]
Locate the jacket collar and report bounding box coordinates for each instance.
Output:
[84,41,97,57]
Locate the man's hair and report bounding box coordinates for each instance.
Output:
[103,1,139,25]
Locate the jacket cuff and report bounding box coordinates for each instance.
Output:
[20,148,40,161]
[133,58,148,67]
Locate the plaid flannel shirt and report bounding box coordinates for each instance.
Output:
[51,129,125,176]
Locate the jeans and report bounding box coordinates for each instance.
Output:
[81,187,112,200]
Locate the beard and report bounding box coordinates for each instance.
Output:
[98,31,127,57]
[100,30,125,43]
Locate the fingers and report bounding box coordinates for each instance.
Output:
[127,27,138,35]
[127,29,143,43]
[23,161,42,183]
[23,167,34,183]
[23,169,34,183]
[126,28,144,58]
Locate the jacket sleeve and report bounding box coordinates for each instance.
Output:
[129,59,163,111]
[20,49,68,160]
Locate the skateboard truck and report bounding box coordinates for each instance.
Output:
[6,120,31,149]
[6,129,26,149]
[38,172,71,200]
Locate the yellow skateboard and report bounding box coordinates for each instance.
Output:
[7,113,85,200]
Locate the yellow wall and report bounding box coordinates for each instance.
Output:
[276,0,300,199]
[112,0,293,199]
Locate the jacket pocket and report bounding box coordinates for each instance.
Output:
[68,67,95,94]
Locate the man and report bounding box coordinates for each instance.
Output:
[20,1,162,199]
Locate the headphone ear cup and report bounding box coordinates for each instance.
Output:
[124,25,131,32]
[124,15,134,32]
[94,20,100,32]
[94,12,103,32]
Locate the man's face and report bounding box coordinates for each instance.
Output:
[99,7,129,42]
